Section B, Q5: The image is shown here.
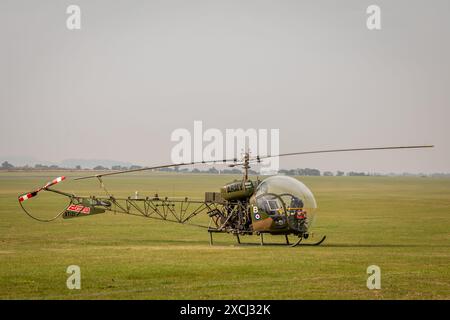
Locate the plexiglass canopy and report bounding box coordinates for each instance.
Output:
[254,175,317,227]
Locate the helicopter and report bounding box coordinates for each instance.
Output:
[18,145,433,247]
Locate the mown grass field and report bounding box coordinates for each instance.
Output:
[0,171,449,299]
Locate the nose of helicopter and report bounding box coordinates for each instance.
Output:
[286,211,309,235]
[252,176,317,234]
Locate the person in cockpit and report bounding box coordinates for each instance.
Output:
[289,196,304,214]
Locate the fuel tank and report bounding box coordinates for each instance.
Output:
[220,179,258,201]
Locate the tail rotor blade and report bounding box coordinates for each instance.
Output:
[43,176,66,189]
[18,176,66,202]
[18,191,39,202]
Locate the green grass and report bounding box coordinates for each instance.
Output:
[0,171,449,299]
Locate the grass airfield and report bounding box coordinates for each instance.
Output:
[0,171,449,299]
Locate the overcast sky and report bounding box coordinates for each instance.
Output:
[1,0,449,173]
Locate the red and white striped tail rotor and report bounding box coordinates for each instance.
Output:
[18,176,66,202]
[18,191,38,202]
[43,176,66,189]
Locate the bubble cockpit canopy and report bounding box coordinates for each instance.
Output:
[254,175,317,226]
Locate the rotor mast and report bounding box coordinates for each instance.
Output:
[243,152,250,182]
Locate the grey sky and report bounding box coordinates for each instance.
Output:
[1,0,449,173]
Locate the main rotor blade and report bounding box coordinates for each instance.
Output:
[73,159,239,180]
[256,145,434,161]
[74,145,433,181]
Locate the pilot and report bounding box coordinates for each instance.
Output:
[289,196,304,214]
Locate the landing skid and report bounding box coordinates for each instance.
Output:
[265,233,327,247]
[295,235,327,247]
[290,236,303,247]
[208,230,326,247]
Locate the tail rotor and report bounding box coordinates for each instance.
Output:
[18,176,70,222]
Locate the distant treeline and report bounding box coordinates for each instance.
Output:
[2,160,449,177]
[0,161,143,172]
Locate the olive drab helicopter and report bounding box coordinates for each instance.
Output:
[18,145,433,247]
